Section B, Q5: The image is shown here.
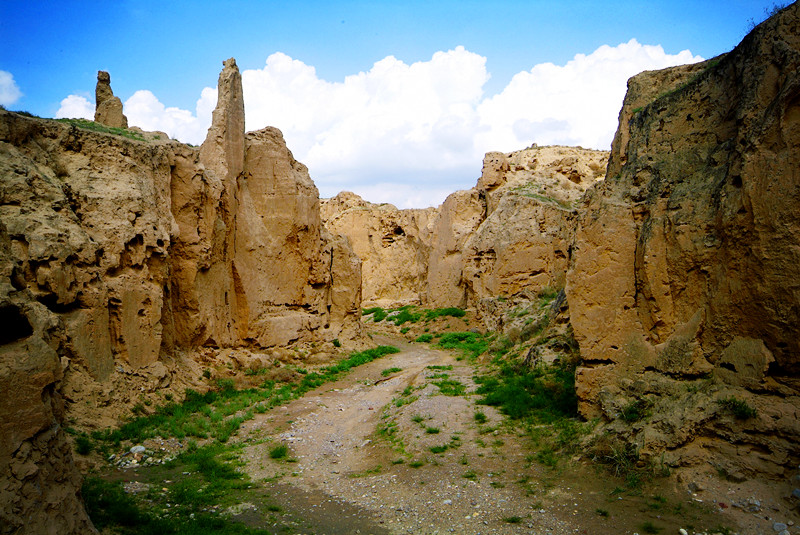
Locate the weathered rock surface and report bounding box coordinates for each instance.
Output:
[322,146,608,320]
[94,70,128,129]
[0,58,360,533]
[567,3,800,477]
[321,192,435,308]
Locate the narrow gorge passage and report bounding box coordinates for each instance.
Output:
[235,336,725,535]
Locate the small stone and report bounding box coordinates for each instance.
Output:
[679,529,688,535]
[130,445,146,454]
[442,499,452,505]
[773,522,787,532]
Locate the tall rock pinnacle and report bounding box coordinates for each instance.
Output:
[199,57,245,182]
[94,70,128,128]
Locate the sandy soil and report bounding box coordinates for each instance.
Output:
[233,334,748,535]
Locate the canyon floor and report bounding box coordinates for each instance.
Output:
[87,327,762,535]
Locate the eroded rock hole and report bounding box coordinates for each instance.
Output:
[0,305,33,345]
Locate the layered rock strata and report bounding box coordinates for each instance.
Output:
[567,4,800,477]
[0,58,360,533]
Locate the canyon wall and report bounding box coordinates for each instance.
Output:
[322,145,608,318]
[567,4,800,477]
[0,58,360,533]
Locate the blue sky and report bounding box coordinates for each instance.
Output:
[0,1,784,206]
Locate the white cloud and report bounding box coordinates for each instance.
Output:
[0,70,23,106]
[55,94,93,119]
[124,88,216,144]
[52,41,702,207]
[476,39,703,151]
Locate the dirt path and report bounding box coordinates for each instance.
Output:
[236,336,728,534]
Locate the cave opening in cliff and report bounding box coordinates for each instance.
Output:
[0,305,33,344]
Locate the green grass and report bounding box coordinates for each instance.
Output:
[473,411,487,424]
[269,444,289,459]
[82,442,270,534]
[474,360,577,421]
[437,332,488,360]
[415,334,433,343]
[717,396,757,419]
[432,377,466,396]
[425,426,440,434]
[391,306,421,325]
[362,307,387,322]
[381,367,402,376]
[429,445,449,454]
[91,346,400,446]
[502,516,523,524]
[55,118,147,142]
[640,521,662,534]
[424,307,466,320]
[409,460,425,468]
[620,399,649,422]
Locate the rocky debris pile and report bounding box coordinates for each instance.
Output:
[109,441,180,469]
[94,70,128,128]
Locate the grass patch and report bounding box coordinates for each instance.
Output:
[431,376,466,396]
[415,334,433,343]
[640,521,662,534]
[390,306,421,326]
[424,307,466,320]
[429,445,449,454]
[409,460,425,468]
[55,118,147,142]
[425,426,440,434]
[474,360,577,421]
[437,332,488,360]
[473,411,487,424]
[269,444,289,459]
[381,367,402,376]
[91,345,399,446]
[717,396,757,419]
[502,516,523,524]
[362,307,387,322]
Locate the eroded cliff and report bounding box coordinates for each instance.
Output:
[567,3,800,478]
[322,145,608,321]
[0,58,361,533]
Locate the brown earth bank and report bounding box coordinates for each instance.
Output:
[2,3,800,533]
[0,58,361,533]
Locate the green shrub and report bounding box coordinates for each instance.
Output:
[391,307,421,325]
[75,434,93,455]
[362,307,387,321]
[269,444,289,459]
[425,307,466,320]
[381,367,402,376]
[332,338,341,347]
[620,399,648,422]
[717,396,757,419]
[475,361,577,421]
[415,334,433,343]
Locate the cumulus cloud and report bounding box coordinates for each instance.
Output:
[124,88,216,144]
[55,94,93,119]
[0,70,23,106]
[53,41,702,207]
[476,39,702,151]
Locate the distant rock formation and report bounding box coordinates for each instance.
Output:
[94,70,128,128]
[567,3,800,478]
[322,145,608,317]
[0,57,361,533]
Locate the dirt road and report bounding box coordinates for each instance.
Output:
[237,336,726,534]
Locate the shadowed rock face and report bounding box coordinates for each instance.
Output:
[567,4,800,477]
[0,58,361,533]
[94,70,128,129]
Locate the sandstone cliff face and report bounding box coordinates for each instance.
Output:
[567,4,800,477]
[321,192,434,307]
[322,146,607,319]
[0,59,361,533]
